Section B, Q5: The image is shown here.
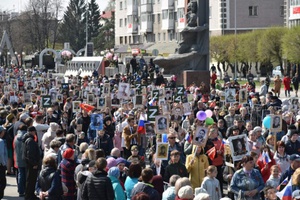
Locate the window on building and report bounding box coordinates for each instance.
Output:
[209,6,212,18]
[169,32,173,41]
[162,10,168,19]
[147,14,152,21]
[124,0,127,9]
[158,14,161,23]
[125,36,127,44]
[129,36,132,43]
[153,33,155,42]
[152,14,155,22]
[169,10,174,19]
[125,18,127,26]
[280,5,284,16]
[120,37,123,44]
[119,19,123,27]
[120,1,123,10]
[174,11,177,20]
[141,13,147,22]
[128,15,133,23]
[249,6,258,16]
[158,33,161,41]
[163,33,166,41]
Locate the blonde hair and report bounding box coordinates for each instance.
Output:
[266,135,275,145]
[292,168,300,185]
[83,148,96,161]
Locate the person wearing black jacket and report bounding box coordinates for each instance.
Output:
[22,126,41,200]
[37,156,63,200]
[82,158,114,200]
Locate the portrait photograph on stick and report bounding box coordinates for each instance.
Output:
[193,127,208,146]
[155,115,169,134]
[228,134,249,162]
[156,143,169,160]
[271,115,282,132]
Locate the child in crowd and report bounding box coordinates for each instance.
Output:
[200,165,222,200]
[266,165,281,189]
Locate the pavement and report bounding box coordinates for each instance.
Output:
[4,175,22,200]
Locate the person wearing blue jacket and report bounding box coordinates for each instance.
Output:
[108,167,126,200]
[0,125,7,199]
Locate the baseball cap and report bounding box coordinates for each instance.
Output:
[293,190,300,199]
[290,154,300,161]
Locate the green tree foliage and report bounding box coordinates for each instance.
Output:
[282,26,300,63]
[59,0,86,52]
[84,0,101,42]
[257,27,287,68]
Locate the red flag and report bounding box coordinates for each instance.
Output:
[207,147,216,160]
[79,103,95,112]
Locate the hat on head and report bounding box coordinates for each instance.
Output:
[108,166,120,178]
[290,154,300,161]
[178,185,194,199]
[115,157,126,165]
[253,126,262,133]
[106,157,117,169]
[131,145,138,151]
[293,190,300,199]
[20,113,29,121]
[27,126,36,132]
[63,148,75,159]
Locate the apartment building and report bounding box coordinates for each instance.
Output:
[114,0,285,56]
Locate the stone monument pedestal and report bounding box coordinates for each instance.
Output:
[178,70,210,89]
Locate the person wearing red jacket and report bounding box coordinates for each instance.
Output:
[283,74,291,97]
[211,71,217,89]
[256,145,276,183]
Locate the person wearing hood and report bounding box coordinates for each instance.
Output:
[104,116,115,139]
[22,126,41,200]
[108,166,126,200]
[13,124,27,197]
[82,157,115,200]
[42,122,60,153]
[37,156,63,200]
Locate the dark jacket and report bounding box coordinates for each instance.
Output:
[163,162,188,183]
[94,134,113,156]
[60,158,76,199]
[279,166,295,189]
[131,182,160,200]
[82,170,114,200]
[22,133,41,167]
[285,140,300,156]
[37,166,63,200]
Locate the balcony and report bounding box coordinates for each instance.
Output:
[141,4,152,13]
[162,9,175,30]
[161,0,175,10]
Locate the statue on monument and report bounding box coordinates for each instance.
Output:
[154,0,209,72]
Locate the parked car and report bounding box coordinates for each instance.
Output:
[272,66,283,77]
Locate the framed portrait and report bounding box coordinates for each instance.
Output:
[162,103,170,115]
[90,113,103,131]
[105,95,112,108]
[171,106,183,122]
[10,95,18,103]
[165,90,173,102]
[290,98,299,110]
[187,94,194,102]
[220,91,225,102]
[225,88,236,103]
[145,123,155,136]
[117,83,130,99]
[155,115,169,134]
[228,134,249,162]
[134,95,143,108]
[129,88,136,98]
[97,97,106,109]
[41,87,47,95]
[159,88,165,98]
[239,89,248,104]
[182,102,192,116]
[3,86,10,94]
[103,83,110,96]
[24,93,31,104]
[156,143,169,160]
[56,94,63,103]
[50,91,57,103]
[25,81,34,91]
[271,115,282,132]
[72,101,81,113]
[56,77,64,86]
[111,93,120,106]
[10,79,18,91]
[87,94,95,105]
[193,127,208,146]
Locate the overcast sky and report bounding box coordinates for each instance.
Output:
[0,0,109,16]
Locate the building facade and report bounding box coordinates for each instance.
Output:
[114,0,285,56]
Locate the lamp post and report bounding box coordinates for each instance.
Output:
[234,0,237,79]
[86,0,89,46]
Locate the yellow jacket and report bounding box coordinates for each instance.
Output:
[185,153,209,189]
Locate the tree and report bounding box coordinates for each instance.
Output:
[84,0,101,42]
[59,0,86,52]
[282,26,300,64]
[93,15,115,52]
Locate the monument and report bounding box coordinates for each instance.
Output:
[153,0,210,86]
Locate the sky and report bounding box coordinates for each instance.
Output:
[0,0,109,16]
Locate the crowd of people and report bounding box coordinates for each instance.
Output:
[0,60,299,200]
